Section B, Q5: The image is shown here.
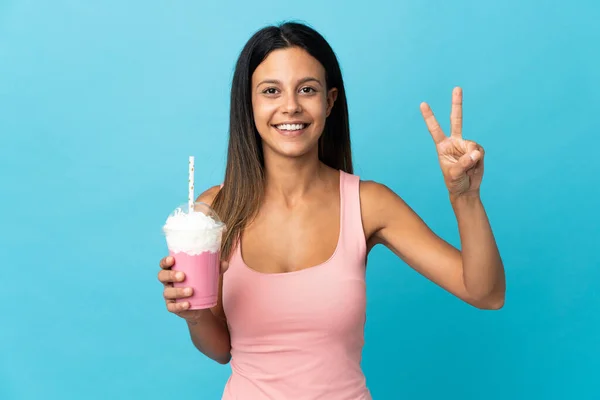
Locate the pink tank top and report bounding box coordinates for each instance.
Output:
[221,171,372,400]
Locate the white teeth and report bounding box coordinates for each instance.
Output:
[276,123,306,131]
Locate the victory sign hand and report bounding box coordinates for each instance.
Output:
[420,87,485,198]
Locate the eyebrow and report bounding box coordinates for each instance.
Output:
[256,76,323,87]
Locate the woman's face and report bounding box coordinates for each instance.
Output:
[251,47,338,160]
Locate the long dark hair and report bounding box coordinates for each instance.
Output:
[212,21,353,260]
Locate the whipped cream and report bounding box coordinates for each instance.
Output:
[163,207,224,255]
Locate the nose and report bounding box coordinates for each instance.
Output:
[282,92,302,114]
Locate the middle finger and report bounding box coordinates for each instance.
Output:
[163,286,193,300]
[158,269,185,284]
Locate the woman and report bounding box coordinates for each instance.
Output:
[157,22,505,399]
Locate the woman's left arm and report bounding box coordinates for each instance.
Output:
[362,182,505,310]
[362,87,505,309]
[450,193,505,308]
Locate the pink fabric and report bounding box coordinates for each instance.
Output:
[221,171,371,399]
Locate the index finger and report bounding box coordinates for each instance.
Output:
[450,87,463,138]
[159,256,175,269]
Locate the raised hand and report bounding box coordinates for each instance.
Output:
[420,87,485,198]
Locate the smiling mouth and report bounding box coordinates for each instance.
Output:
[272,123,311,136]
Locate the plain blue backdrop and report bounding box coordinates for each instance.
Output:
[1,1,599,399]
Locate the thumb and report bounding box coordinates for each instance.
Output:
[450,152,478,180]
[469,149,482,163]
[459,150,480,169]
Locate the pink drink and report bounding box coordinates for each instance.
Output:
[170,250,220,309]
[163,202,225,310]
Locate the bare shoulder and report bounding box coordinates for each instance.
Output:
[359,179,395,202]
[359,179,409,215]
[359,179,416,243]
[195,185,222,207]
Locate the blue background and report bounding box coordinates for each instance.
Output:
[2,1,599,399]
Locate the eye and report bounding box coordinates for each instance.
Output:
[262,87,279,95]
[300,86,317,94]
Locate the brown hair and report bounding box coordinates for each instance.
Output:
[212,21,353,260]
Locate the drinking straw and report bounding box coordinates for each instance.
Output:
[188,156,194,213]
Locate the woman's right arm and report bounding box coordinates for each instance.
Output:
[157,185,231,364]
[158,256,231,364]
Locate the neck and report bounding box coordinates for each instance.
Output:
[263,147,326,201]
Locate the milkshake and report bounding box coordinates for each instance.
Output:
[163,202,225,309]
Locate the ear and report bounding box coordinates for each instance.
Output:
[326,88,338,117]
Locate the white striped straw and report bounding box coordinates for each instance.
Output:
[188,156,194,213]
